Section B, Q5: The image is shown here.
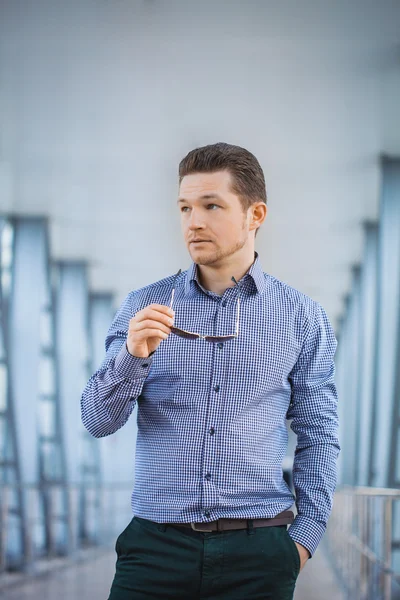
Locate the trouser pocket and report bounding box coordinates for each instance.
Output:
[115,517,135,555]
[282,527,301,577]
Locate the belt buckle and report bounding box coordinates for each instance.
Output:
[190,522,214,532]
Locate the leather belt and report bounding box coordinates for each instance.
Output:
[165,510,294,532]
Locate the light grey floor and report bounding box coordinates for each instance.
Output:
[1,545,343,600]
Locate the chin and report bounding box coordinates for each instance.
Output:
[189,247,207,260]
[191,249,221,266]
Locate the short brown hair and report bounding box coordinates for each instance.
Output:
[179,142,267,237]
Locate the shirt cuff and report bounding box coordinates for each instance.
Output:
[286,514,326,558]
[114,342,154,379]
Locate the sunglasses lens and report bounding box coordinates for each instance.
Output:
[171,326,199,340]
[170,284,239,343]
[205,335,235,343]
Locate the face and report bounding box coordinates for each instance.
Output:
[178,170,255,266]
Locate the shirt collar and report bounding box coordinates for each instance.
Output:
[184,251,266,297]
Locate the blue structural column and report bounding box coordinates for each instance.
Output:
[38,221,68,555]
[0,217,26,569]
[334,312,345,485]
[337,266,362,485]
[5,215,69,565]
[369,157,400,576]
[53,260,101,546]
[357,222,379,486]
[7,216,64,566]
[370,157,400,488]
[351,266,363,486]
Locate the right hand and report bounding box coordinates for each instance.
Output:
[126,303,175,358]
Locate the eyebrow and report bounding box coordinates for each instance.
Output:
[177,194,224,204]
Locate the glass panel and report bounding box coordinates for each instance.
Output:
[1,269,11,299]
[0,415,7,460]
[42,440,60,478]
[31,488,46,556]
[38,399,55,439]
[38,356,55,396]
[396,425,400,483]
[39,309,52,349]
[3,464,16,485]
[0,363,7,411]
[7,513,23,560]
[0,415,13,462]
[1,222,13,269]
[0,312,4,359]
[1,222,13,299]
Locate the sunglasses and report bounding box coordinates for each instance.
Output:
[168,269,241,343]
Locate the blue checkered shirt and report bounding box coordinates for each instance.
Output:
[81,252,340,557]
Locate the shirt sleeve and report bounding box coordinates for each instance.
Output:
[286,300,341,557]
[80,290,154,438]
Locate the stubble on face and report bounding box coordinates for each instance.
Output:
[190,216,248,266]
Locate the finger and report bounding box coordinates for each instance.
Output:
[148,303,175,316]
[136,309,175,328]
[132,319,172,335]
[133,329,169,341]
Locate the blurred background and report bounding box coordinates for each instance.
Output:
[0,0,399,598]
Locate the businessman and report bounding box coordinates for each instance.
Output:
[81,142,340,599]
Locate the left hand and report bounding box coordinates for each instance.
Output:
[294,542,311,572]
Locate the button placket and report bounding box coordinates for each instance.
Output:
[201,293,228,517]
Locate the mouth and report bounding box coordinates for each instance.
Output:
[190,240,211,244]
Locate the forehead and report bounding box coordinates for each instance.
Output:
[178,170,235,201]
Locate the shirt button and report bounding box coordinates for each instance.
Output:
[222,300,227,307]
[217,342,223,349]
[205,473,211,480]
[141,363,149,368]
[209,427,215,435]
[214,385,220,392]
[204,510,211,518]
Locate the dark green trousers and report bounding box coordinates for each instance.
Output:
[108,516,301,600]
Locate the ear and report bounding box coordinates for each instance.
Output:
[249,202,267,231]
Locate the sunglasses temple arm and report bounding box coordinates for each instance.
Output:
[169,288,175,310]
[169,269,181,311]
[236,297,240,336]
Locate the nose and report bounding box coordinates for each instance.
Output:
[187,208,206,231]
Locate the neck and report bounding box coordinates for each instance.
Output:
[197,248,256,295]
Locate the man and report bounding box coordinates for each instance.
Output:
[81,142,340,599]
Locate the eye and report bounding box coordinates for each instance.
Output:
[180,204,219,213]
